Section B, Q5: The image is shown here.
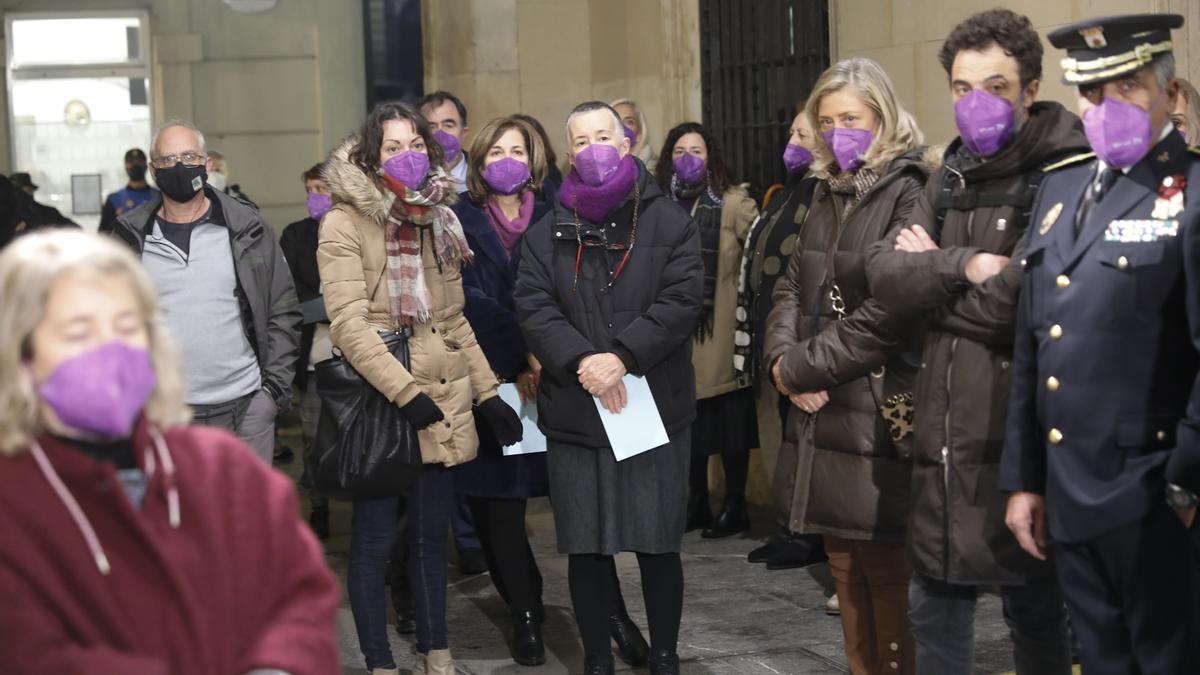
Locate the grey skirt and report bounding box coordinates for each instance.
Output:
[547,430,690,555]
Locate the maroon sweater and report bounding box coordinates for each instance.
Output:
[0,421,340,674]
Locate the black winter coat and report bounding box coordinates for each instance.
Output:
[515,161,704,447]
[454,194,554,498]
[280,216,322,388]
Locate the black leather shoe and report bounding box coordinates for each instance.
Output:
[511,611,546,666]
[649,649,680,675]
[747,533,788,563]
[610,613,649,666]
[701,497,749,538]
[765,534,827,570]
[458,547,488,575]
[308,505,330,540]
[583,655,615,675]
[685,491,713,532]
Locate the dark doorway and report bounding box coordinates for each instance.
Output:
[700,0,830,201]
[362,0,423,107]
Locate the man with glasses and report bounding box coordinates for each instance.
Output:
[110,119,301,463]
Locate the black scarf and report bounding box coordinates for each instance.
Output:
[671,175,724,340]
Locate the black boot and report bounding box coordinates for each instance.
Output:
[511,610,546,666]
[308,504,330,540]
[649,649,681,675]
[610,612,650,666]
[583,655,615,675]
[765,533,827,570]
[701,496,749,538]
[685,490,713,532]
[747,532,789,563]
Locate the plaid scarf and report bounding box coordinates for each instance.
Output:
[826,168,880,218]
[383,169,473,323]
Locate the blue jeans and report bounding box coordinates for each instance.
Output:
[347,465,454,668]
[908,572,1071,675]
[406,464,454,653]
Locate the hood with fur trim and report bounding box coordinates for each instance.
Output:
[320,137,460,224]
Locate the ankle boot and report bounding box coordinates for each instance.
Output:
[701,495,749,538]
[511,610,546,666]
[610,612,649,666]
[649,649,681,675]
[583,654,616,675]
[308,504,330,540]
[416,649,453,675]
[685,490,713,532]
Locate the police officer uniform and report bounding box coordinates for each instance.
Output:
[1000,14,1199,673]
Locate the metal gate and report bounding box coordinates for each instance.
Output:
[700,0,830,201]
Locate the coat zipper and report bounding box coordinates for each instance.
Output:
[942,336,959,577]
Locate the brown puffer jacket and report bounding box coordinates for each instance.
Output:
[764,151,928,542]
[317,140,498,467]
[865,102,1090,583]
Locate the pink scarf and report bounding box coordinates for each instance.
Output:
[485,190,535,256]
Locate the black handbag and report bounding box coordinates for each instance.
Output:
[304,328,422,499]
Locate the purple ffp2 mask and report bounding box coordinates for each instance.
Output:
[673,153,707,184]
[574,144,623,187]
[823,127,875,173]
[783,144,814,174]
[483,157,532,195]
[434,129,462,164]
[38,341,157,439]
[1084,97,1154,169]
[383,151,431,188]
[955,89,1016,157]
[306,192,332,220]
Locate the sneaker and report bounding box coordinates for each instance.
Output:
[825,594,840,616]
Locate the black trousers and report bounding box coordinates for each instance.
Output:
[1053,503,1198,675]
[467,496,543,616]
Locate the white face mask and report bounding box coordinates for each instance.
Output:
[207,171,228,191]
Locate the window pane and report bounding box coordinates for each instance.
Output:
[11,17,143,68]
[12,77,152,229]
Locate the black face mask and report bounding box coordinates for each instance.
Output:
[127,165,147,182]
[154,164,207,203]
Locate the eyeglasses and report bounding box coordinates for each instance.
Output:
[151,152,207,168]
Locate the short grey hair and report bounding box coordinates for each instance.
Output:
[151,118,207,160]
[1151,53,1177,89]
[564,101,623,150]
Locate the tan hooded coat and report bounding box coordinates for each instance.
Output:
[317,140,497,466]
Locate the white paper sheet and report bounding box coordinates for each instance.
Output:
[593,375,670,461]
[497,383,547,456]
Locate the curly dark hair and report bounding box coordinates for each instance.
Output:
[938,9,1042,86]
[654,122,730,196]
[349,101,444,177]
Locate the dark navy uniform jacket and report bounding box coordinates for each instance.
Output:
[1000,130,1200,544]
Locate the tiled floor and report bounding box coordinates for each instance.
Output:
[274,437,1021,674]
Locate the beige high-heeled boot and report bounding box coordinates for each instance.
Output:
[417,649,454,674]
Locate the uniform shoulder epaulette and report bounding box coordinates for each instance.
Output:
[1041,152,1096,172]
[1188,145,1200,156]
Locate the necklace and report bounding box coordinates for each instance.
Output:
[572,182,641,293]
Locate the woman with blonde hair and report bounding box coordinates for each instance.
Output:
[0,230,339,675]
[1171,77,1200,143]
[611,98,659,168]
[764,57,928,674]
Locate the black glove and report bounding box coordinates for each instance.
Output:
[477,396,523,447]
[399,393,445,430]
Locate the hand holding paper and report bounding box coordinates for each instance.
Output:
[593,375,668,461]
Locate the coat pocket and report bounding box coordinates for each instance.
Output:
[1114,415,1177,452]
